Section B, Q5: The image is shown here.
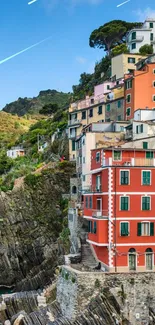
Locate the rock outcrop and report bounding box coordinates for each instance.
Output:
[0,163,74,291]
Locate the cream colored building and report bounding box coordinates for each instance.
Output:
[111,53,146,80]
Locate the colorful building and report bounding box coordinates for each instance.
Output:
[83,147,155,272]
[111,53,146,80]
[126,19,155,54]
[124,55,155,120]
[7,146,25,159]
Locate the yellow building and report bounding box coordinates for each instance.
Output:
[68,97,106,161]
[111,53,146,80]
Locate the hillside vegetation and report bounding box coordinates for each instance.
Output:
[0,111,39,149]
[3,89,71,116]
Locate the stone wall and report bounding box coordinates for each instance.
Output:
[56,266,105,319]
[57,266,155,324]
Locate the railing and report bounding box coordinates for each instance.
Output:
[82,185,102,193]
[131,36,144,42]
[92,210,108,218]
[102,157,155,167]
[68,119,82,126]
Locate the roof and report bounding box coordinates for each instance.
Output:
[91,147,155,152]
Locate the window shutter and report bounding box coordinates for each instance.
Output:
[125,222,129,235]
[121,223,125,236]
[150,222,154,236]
[94,221,97,234]
[141,124,143,132]
[88,221,91,232]
[136,125,138,134]
[137,223,142,236]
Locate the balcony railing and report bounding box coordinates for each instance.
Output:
[102,157,155,167]
[82,185,102,193]
[131,36,144,42]
[68,119,82,126]
[92,210,108,218]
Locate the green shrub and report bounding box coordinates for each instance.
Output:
[94,278,101,288]
[24,173,40,187]
[72,277,76,283]
[65,272,69,280]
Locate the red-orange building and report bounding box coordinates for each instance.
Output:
[83,147,155,272]
[124,55,155,120]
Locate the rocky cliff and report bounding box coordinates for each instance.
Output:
[0,162,74,291]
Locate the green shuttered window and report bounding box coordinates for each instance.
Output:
[121,197,129,210]
[121,222,129,236]
[142,197,150,210]
[121,171,129,185]
[142,171,151,185]
[137,222,154,236]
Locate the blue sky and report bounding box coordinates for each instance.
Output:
[0,0,154,108]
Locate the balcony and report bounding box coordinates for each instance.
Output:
[125,130,132,140]
[130,36,144,42]
[102,157,155,167]
[68,119,82,126]
[82,185,102,193]
[92,210,108,218]
[151,37,155,44]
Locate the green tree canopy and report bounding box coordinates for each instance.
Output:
[139,44,153,55]
[89,20,142,55]
[111,43,129,57]
[39,103,59,115]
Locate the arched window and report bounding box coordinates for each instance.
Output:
[72,186,77,194]
[146,248,153,270]
[128,248,136,271]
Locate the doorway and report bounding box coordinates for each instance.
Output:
[128,248,136,271]
[145,248,153,270]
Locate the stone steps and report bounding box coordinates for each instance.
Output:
[81,244,97,269]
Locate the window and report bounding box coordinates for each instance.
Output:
[96,152,100,163]
[98,105,102,115]
[153,95,155,102]
[86,196,88,208]
[89,109,93,117]
[132,32,136,40]
[153,81,155,88]
[137,222,154,236]
[83,157,85,163]
[113,150,121,161]
[150,22,154,28]
[131,43,136,50]
[72,140,75,151]
[142,171,151,185]
[120,222,129,236]
[128,57,135,64]
[106,104,110,112]
[117,115,121,121]
[126,94,131,103]
[83,175,86,182]
[120,126,124,132]
[146,151,153,159]
[142,196,150,210]
[143,142,148,149]
[107,85,110,90]
[150,33,154,41]
[96,175,101,191]
[153,69,155,74]
[117,100,121,108]
[126,80,132,89]
[89,197,92,209]
[106,118,110,122]
[94,221,97,234]
[82,111,86,119]
[88,220,93,233]
[91,98,94,104]
[126,108,131,116]
[120,170,129,185]
[136,124,143,133]
[120,197,129,211]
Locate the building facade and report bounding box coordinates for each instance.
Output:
[124,55,155,119]
[83,147,155,272]
[111,53,146,80]
[7,147,25,159]
[127,19,155,54]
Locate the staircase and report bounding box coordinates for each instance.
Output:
[81,244,97,269]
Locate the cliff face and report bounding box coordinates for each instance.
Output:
[0,163,73,291]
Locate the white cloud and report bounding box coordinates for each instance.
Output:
[76,56,87,64]
[134,7,155,22]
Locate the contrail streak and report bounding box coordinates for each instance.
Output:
[28,0,38,5]
[0,37,51,65]
[117,0,130,7]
